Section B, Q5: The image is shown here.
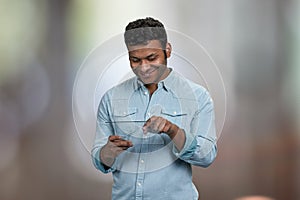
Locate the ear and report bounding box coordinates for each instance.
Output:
[165,42,172,58]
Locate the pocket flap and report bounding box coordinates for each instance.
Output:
[113,107,138,117]
[161,108,187,117]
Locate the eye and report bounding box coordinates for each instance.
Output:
[147,55,157,61]
[130,57,140,63]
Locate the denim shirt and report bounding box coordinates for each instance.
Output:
[92,69,217,200]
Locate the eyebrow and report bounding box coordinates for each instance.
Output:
[146,53,157,59]
[129,53,157,60]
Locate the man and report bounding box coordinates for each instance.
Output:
[92,17,217,200]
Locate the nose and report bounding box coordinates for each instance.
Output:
[139,60,151,72]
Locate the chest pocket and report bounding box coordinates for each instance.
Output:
[161,108,188,128]
[112,107,139,135]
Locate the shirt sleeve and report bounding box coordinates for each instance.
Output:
[172,89,217,167]
[91,93,117,173]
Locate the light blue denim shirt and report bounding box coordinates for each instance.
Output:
[92,69,217,200]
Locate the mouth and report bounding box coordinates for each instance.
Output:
[139,67,158,79]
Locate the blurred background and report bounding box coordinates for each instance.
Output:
[0,0,299,200]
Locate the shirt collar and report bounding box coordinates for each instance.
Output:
[159,68,175,92]
[133,77,144,91]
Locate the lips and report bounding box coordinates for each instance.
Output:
[139,68,157,79]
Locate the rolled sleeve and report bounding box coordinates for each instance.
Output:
[172,131,197,159]
[91,146,116,173]
[174,89,217,167]
[91,93,116,173]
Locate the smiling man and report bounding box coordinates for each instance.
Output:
[92,17,217,200]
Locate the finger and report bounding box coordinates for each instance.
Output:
[116,145,133,153]
[121,146,131,150]
[143,116,154,127]
[149,117,161,132]
[109,136,130,143]
[157,119,167,133]
[143,117,153,133]
[115,140,133,148]
[112,144,132,154]
[109,135,122,142]
[162,121,172,133]
[145,116,166,133]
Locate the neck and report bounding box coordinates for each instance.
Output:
[145,68,171,95]
[145,83,158,95]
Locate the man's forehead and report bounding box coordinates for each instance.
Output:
[127,40,163,52]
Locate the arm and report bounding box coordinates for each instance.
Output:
[178,89,217,167]
[91,94,132,173]
[142,89,217,167]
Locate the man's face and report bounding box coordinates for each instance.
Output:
[127,40,170,85]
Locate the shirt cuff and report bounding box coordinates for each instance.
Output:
[172,130,197,159]
[91,147,116,174]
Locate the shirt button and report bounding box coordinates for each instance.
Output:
[173,111,177,115]
[144,91,148,95]
[137,182,142,187]
[140,159,144,164]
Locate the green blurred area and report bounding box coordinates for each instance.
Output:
[0,1,46,83]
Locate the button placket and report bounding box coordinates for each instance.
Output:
[135,153,146,198]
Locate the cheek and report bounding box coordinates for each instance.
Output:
[151,58,166,66]
[130,61,139,69]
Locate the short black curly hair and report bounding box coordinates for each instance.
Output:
[124,17,168,49]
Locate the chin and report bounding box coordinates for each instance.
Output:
[141,80,153,85]
[139,77,155,85]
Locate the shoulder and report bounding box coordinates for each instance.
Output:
[103,76,137,99]
[170,71,209,99]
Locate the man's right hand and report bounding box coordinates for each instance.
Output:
[100,135,133,168]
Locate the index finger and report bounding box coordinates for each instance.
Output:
[143,117,151,127]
